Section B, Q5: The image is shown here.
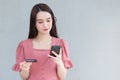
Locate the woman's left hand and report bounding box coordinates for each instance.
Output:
[48,48,67,80]
[48,49,63,66]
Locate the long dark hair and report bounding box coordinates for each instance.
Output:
[28,3,58,39]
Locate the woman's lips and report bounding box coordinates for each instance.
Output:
[43,29,48,31]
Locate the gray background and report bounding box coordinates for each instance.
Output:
[0,0,120,80]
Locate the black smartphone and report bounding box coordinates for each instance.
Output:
[25,59,37,62]
[50,45,60,57]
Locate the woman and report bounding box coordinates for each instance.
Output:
[12,3,73,80]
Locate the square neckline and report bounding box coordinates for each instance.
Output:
[29,37,55,51]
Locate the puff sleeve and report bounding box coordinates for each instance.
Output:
[61,39,73,69]
[12,41,25,72]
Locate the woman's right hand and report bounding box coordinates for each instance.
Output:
[19,61,32,80]
[19,61,32,72]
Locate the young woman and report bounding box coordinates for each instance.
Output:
[12,3,73,80]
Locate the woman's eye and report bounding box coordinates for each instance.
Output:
[38,22,43,23]
[47,20,51,22]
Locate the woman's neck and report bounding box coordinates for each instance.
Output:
[34,34,52,42]
[32,34,53,49]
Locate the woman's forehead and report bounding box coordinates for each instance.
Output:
[36,11,52,20]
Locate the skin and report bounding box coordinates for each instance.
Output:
[19,11,67,80]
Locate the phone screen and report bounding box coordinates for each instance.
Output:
[50,46,60,57]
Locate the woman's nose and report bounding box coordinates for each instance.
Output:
[43,22,48,28]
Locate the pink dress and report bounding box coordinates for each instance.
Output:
[12,37,73,80]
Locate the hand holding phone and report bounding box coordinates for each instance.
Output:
[50,45,60,57]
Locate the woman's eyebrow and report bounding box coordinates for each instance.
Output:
[37,17,51,21]
[46,17,51,19]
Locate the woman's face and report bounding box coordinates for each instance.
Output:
[35,11,53,35]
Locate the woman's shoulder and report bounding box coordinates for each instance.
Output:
[53,37,67,45]
[18,39,31,46]
[53,37,66,41]
[53,37,62,42]
[53,37,64,41]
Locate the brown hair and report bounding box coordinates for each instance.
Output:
[28,3,58,38]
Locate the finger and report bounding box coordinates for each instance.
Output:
[22,67,30,71]
[23,62,32,68]
[19,61,26,66]
[20,62,32,69]
[27,62,32,67]
[59,48,62,56]
[20,61,26,69]
[48,54,56,59]
[51,51,58,57]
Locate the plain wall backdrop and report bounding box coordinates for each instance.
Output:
[0,0,120,80]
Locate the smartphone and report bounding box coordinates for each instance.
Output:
[25,59,37,62]
[50,45,60,57]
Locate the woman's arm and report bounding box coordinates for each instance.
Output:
[48,49,67,80]
[56,60,67,80]
[19,70,30,80]
[19,61,32,80]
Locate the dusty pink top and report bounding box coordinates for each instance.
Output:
[12,37,73,80]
